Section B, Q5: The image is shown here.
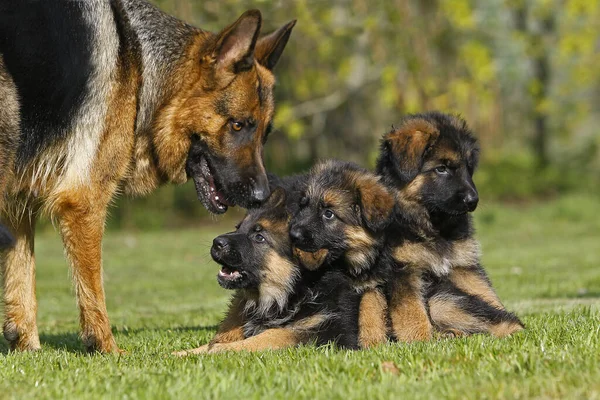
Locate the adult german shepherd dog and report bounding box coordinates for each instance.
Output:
[175,186,362,355]
[376,112,523,338]
[0,0,295,353]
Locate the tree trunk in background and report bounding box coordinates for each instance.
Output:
[533,50,549,169]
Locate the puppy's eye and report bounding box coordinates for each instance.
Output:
[254,234,266,243]
[435,166,448,174]
[323,209,335,220]
[231,121,244,131]
[300,196,309,207]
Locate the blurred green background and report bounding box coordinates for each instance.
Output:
[111,0,600,230]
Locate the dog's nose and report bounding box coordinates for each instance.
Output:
[463,192,479,212]
[250,176,270,204]
[289,227,304,243]
[213,237,229,251]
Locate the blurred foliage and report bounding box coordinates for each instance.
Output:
[108,0,599,230]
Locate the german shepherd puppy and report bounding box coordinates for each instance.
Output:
[376,112,524,338]
[175,186,362,354]
[0,0,295,352]
[289,160,396,348]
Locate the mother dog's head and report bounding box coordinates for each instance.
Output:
[155,10,295,213]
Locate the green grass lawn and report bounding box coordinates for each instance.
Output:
[1,194,599,399]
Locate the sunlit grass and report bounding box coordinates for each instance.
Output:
[1,194,599,399]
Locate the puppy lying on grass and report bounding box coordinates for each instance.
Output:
[175,184,363,355]
[377,111,524,338]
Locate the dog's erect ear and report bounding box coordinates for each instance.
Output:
[265,187,286,209]
[213,10,262,72]
[380,118,440,184]
[356,176,395,232]
[255,20,296,70]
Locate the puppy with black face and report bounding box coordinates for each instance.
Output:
[175,184,362,355]
[376,111,523,338]
[290,160,396,348]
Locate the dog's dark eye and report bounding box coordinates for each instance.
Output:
[435,166,448,174]
[300,196,309,207]
[231,121,244,132]
[323,209,335,220]
[254,234,266,243]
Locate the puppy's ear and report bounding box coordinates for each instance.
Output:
[265,187,286,209]
[255,20,296,70]
[379,118,439,184]
[212,10,262,73]
[356,176,395,232]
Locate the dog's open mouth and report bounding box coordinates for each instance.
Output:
[192,156,232,214]
[217,265,245,288]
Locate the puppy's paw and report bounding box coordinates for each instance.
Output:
[439,329,467,339]
[172,344,210,356]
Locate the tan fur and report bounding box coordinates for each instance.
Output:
[323,189,351,209]
[258,251,299,313]
[393,242,449,274]
[344,226,377,275]
[450,266,503,309]
[1,201,40,351]
[209,292,247,346]
[385,119,439,172]
[206,314,324,353]
[293,247,329,271]
[178,315,325,355]
[429,295,486,334]
[393,238,480,276]
[0,10,294,352]
[206,328,299,353]
[428,294,523,338]
[488,320,524,337]
[358,289,388,348]
[290,313,328,332]
[354,173,395,224]
[389,273,433,342]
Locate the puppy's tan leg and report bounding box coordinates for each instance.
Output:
[209,292,246,346]
[428,289,524,338]
[428,293,486,336]
[208,328,300,353]
[1,207,40,351]
[449,266,503,309]
[358,288,388,348]
[389,273,432,342]
[57,192,118,353]
[488,320,524,337]
[174,293,247,356]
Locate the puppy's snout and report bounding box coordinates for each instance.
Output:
[212,236,229,251]
[289,226,305,243]
[463,191,479,212]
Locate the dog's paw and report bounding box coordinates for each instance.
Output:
[172,344,210,356]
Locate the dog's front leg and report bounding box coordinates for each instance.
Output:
[358,288,388,348]
[209,292,247,347]
[389,272,433,342]
[57,192,119,353]
[208,328,300,353]
[173,293,247,356]
[1,201,41,351]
